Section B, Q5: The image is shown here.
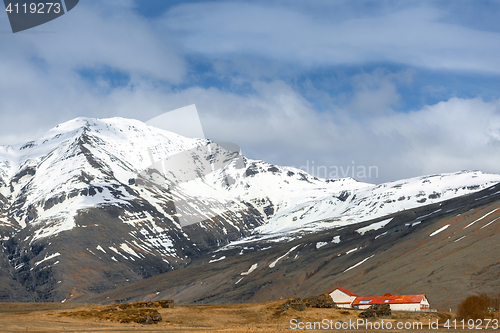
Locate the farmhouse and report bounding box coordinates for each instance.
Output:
[329,288,431,311]
[328,288,359,309]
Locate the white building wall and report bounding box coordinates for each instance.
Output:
[390,303,421,311]
[329,289,357,308]
[356,301,428,311]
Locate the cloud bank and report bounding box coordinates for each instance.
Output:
[1,0,500,183]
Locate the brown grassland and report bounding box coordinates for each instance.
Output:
[0,299,494,332]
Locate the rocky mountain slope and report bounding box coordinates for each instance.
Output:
[0,117,499,303]
[82,182,500,310]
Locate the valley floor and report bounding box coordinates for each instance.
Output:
[0,301,490,332]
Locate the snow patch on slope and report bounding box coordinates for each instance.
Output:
[269,245,300,268]
[356,218,392,235]
[344,255,374,272]
[241,263,258,276]
[35,252,60,267]
[430,225,450,236]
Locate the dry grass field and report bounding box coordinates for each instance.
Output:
[0,300,485,332]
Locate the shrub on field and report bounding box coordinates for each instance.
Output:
[117,300,174,309]
[279,298,306,312]
[304,294,337,308]
[359,304,391,319]
[59,300,174,325]
[457,294,493,320]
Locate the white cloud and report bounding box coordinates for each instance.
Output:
[138,84,500,184]
[0,1,186,143]
[348,69,414,115]
[163,2,500,73]
[1,1,500,185]
[84,80,499,184]
[1,60,500,183]
[0,2,185,82]
[372,97,500,176]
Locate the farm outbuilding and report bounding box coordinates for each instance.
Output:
[351,294,430,311]
[329,288,431,312]
[328,288,359,309]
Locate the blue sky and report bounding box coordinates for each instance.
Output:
[1,0,500,183]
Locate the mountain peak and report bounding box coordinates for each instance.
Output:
[1,116,500,303]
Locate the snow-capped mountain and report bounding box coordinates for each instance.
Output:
[1,116,499,302]
[2,117,498,242]
[249,170,500,235]
[0,118,205,232]
[90,181,500,309]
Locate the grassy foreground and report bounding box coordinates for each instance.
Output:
[0,300,462,332]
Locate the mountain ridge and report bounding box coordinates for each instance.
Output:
[80,182,500,309]
[0,116,499,303]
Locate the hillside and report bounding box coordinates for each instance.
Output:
[0,117,499,304]
[80,182,500,310]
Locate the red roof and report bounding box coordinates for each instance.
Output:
[352,294,426,306]
[330,288,359,297]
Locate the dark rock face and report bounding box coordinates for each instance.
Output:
[10,167,36,184]
[0,242,35,302]
[268,166,280,174]
[245,164,260,177]
[337,191,350,202]
[0,185,268,302]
